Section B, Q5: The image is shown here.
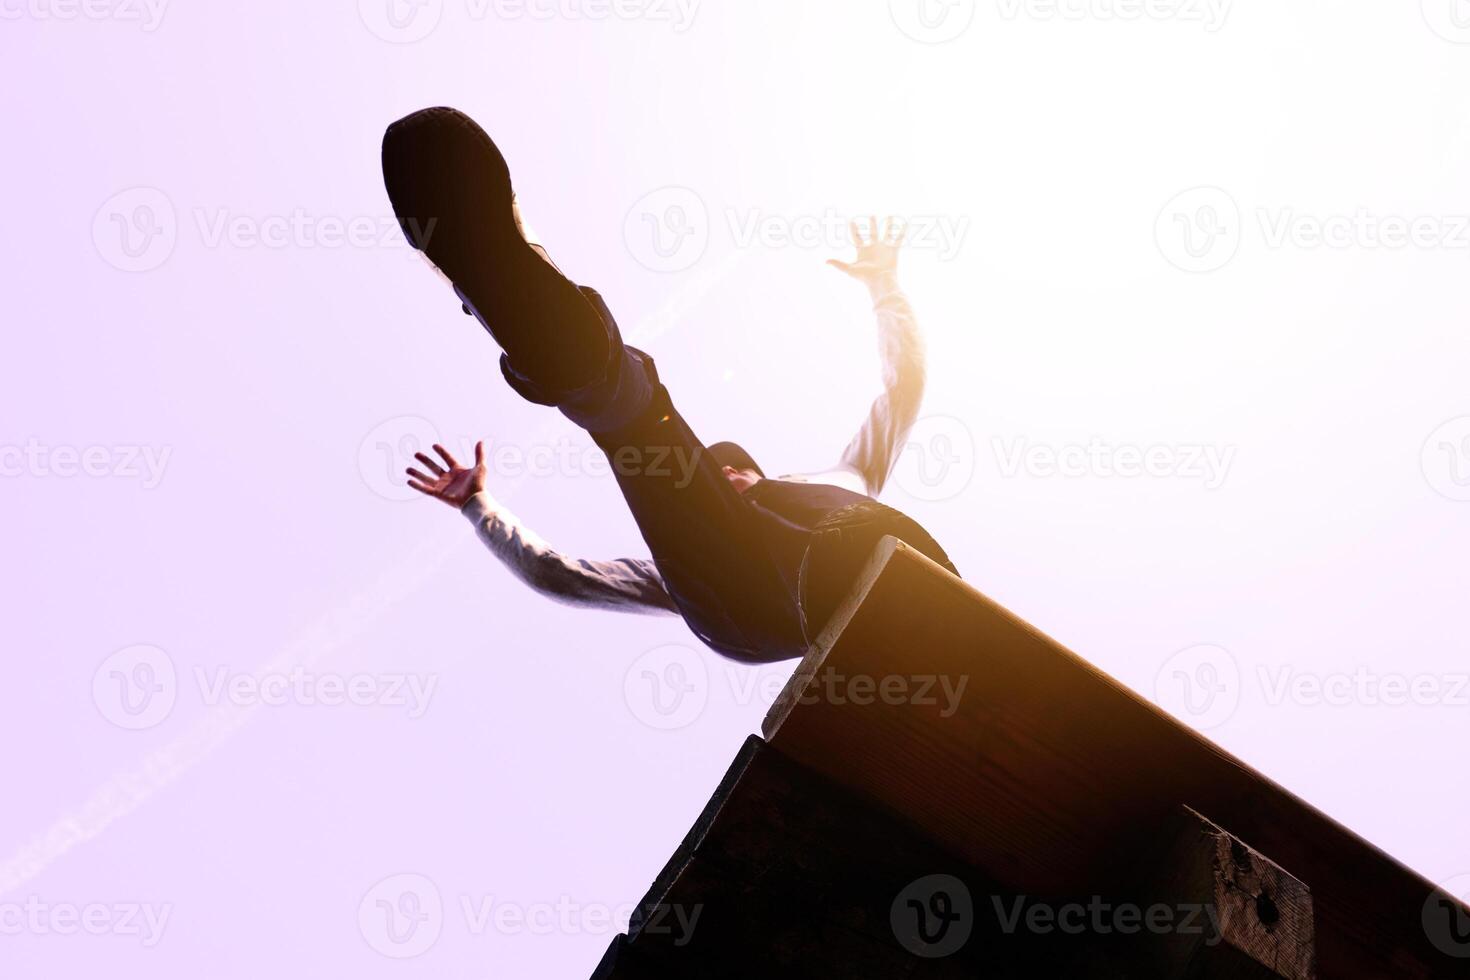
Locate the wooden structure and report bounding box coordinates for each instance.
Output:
[593,539,1467,978]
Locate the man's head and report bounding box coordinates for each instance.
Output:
[708,441,764,494]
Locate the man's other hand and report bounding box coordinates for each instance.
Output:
[406,441,488,509]
[827,215,905,287]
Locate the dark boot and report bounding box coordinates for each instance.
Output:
[381,106,611,391]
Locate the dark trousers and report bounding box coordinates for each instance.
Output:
[498,288,810,663]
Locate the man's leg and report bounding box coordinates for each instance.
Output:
[504,287,809,661]
[383,108,806,661]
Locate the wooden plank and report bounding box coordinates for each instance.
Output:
[1130,807,1316,979]
[614,735,986,978]
[603,738,1333,977]
[762,537,1464,979]
[625,735,764,941]
[589,934,682,980]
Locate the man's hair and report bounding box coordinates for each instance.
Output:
[707,441,764,478]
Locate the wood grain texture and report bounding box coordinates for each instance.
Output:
[762,537,1464,979]
[613,735,985,978]
[1131,806,1316,979]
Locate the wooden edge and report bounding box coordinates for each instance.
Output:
[627,734,765,939]
[763,534,1455,918]
[588,934,629,979]
[1150,806,1317,979]
[760,535,905,740]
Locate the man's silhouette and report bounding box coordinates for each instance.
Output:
[382,106,956,663]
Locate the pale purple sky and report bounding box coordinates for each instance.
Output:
[3,1,1470,975]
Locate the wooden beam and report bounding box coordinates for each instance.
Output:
[1128,807,1316,979]
[762,537,1463,979]
[614,735,985,978]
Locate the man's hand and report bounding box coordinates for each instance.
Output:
[406,441,488,509]
[827,215,905,287]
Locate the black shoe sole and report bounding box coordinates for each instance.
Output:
[381,107,608,382]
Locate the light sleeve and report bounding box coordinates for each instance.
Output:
[831,278,927,497]
[461,492,680,616]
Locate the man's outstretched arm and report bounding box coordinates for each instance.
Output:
[803,216,926,498]
[407,442,679,616]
